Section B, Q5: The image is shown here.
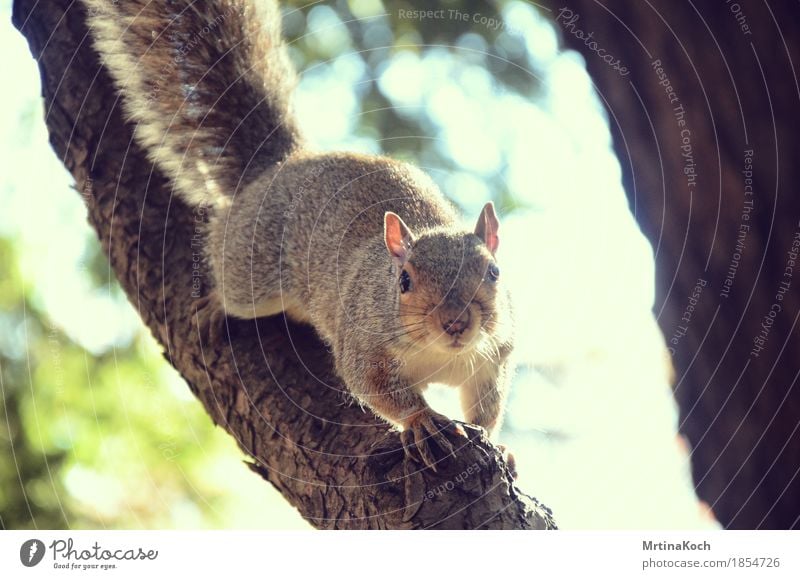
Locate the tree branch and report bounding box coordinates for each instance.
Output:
[541,1,800,528]
[13,0,556,529]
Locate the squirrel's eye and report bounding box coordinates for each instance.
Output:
[486,263,500,282]
[399,270,412,293]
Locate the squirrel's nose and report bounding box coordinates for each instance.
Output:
[441,307,471,336]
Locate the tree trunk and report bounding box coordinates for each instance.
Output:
[543,0,800,529]
[12,0,555,530]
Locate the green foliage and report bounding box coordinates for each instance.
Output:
[282,0,550,215]
[0,233,207,527]
[0,225,306,528]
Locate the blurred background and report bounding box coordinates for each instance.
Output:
[1,0,717,529]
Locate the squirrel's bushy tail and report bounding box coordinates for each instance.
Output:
[83,0,301,206]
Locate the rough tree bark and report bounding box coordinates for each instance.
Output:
[12,0,556,530]
[542,1,800,528]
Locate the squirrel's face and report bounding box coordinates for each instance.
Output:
[384,203,504,356]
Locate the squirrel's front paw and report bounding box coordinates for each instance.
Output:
[400,410,465,471]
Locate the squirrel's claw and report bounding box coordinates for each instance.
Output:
[400,426,437,471]
[401,411,463,471]
[400,429,421,465]
[414,425,439,471]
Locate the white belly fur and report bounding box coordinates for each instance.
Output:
[399,346,498,390]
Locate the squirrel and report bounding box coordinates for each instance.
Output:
[83,0,515,470]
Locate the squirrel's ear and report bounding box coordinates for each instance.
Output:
[474,201,499,255]
[384,212,415,265]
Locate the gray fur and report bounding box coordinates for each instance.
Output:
[85,0,515,466]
